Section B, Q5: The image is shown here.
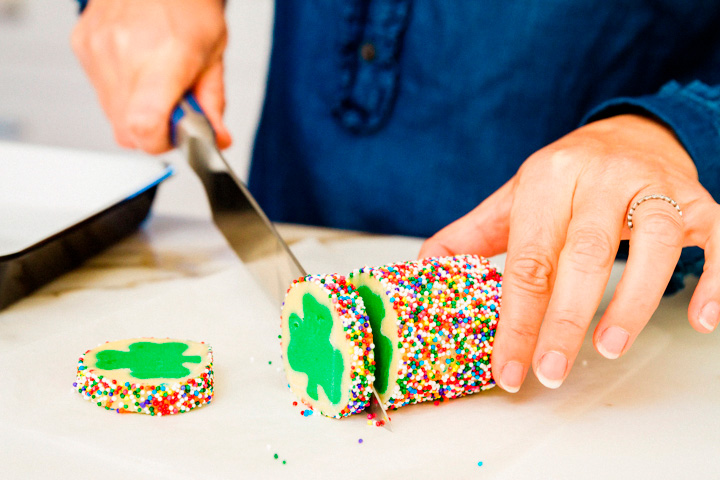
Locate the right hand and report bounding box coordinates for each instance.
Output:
[71,0,232,153]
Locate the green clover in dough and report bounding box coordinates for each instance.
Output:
[356,286,392,395]
[95,341,201,379]
[287,294,343,404]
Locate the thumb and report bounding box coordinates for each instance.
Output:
[418,176,516,259]
[193,58,232,149]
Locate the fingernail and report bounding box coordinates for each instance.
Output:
[698,301,720,332]
[536,351,567,389]
[597,326,629,359]
[498,361,524,393]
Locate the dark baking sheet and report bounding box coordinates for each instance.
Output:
[0,142,172,309]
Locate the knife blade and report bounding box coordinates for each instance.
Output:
[171,95,305,304]
[170,94,390,429]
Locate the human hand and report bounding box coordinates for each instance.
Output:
[71,0,231,153]
[420,114,720,392]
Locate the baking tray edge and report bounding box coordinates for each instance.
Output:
[0,173,170,310]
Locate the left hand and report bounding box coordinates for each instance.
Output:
[419,114,720,392]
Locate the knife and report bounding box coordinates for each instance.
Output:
[171,94,305,305]
[170,94,391,428]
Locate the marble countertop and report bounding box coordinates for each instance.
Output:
[1,145,718,479]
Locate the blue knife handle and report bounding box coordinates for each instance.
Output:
[170,93,216,147]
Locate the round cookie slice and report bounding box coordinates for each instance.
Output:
[75,338,213,415]
[348,255,501,410]
[280,274,375,418]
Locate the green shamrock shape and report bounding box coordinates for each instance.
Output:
[356,286,392,395]
[287,294,343,404]
[95,341,201,379]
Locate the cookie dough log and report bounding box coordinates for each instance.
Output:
[75,338,214,415]
[349,255,501,410]
[280,274,375,418]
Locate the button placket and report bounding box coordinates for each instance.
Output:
[333,0,412,134]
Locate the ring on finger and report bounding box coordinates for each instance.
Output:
[626,194,683,229]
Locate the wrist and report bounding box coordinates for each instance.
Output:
[605,114,698,178]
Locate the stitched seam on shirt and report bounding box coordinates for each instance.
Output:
[661,87,720,139]
[675,88,720,123]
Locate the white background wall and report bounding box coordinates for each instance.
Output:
[0,0,274,180]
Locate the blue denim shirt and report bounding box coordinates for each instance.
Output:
[250,0,720,288]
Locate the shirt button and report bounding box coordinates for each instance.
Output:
[360,42,376,62]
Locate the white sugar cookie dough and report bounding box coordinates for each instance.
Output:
[75,338,213,415]
[348,255,501,410]
[280,274,375,418]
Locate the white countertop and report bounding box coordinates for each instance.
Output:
[1,145,718,479]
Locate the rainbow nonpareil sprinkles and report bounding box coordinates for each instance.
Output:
[349,255,501,410]
[280,274,375,418]
[280,255,501,417]
[75,338,213,415]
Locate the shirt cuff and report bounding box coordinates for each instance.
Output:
[582,80,720,202]
[76,0,89,14]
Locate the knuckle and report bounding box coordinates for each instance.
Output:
[548,309,588,335]
[565,227,616,274]
[109,28,131,53]
[113,128,133,149]
[503,322,538,342]
[636,209,683,248]
[126,110,162,140]
[546,148,578,172]
[520,147,585,186]
[508,250,555,296]
[86,31,108,57]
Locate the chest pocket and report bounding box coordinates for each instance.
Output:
[332,0,412,134]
